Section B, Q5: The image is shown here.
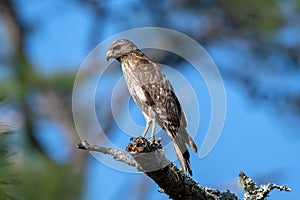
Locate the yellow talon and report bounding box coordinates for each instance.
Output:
[150,121,156,142]
[150,136,155,142]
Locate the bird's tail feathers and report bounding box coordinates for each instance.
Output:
[183,151,193,176]
[179,127,197,153]
[170,127,197,176]
[172,142,188,175]
[188,135,197,153]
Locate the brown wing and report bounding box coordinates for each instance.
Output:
[142,83,181,131]
[141,82,197,175]
[127,61,184,130]
[129,61,191,140]
[123,56,197,175]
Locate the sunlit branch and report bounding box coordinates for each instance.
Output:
[77,139,139,168]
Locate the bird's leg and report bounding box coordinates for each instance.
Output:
[150,120,156,142]
[141,120,151,138]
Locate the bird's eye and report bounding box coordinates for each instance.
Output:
[113,45,121,51]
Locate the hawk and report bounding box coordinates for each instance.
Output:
[106,39,197,175]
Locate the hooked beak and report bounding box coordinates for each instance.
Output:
[106,49,113,61]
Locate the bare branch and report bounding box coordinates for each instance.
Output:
[239,171,291,200]
[77,140,139,168]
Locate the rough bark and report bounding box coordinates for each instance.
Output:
[238,172,291,200]
[77,137,290,200]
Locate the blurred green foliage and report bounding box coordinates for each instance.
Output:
[222,0,284,32]
[16,153,82,200]
[0,136,82,200]
[0,137,18,200]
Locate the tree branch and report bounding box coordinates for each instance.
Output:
[125,137,237,200]
[239,171,291,200]
[77,139,139,169]
[78,137,237,200]
[77,137,291,200]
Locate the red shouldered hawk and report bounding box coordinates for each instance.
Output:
[106,39,197,176]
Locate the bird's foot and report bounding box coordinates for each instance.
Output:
[149,136,155,143]
[130,137,138,142]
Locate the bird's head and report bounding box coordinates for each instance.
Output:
[106,39,138,61]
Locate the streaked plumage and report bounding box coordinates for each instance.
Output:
[106,39,197,175]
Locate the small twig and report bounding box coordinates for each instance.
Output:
[239,171,291,200]
[77,140,139,168]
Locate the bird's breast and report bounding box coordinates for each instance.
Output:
[122,69,148,107]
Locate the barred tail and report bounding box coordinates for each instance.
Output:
[170,127,197,176]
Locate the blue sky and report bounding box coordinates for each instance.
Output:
[3,0,299,199]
